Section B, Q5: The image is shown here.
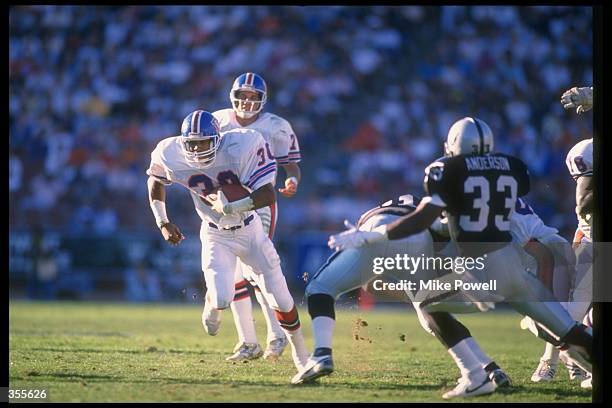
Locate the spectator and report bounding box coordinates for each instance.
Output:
[9,5,592,243]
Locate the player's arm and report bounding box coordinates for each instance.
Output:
[575,175,593,220]
[212,182,276,216]
[214,132,278,215]
[385,200,444,240]
[250,182,276,209]
[523,238,554,291]
[328,200,442,251]
[275,122,301,198]
[385,159,449,239]
[278,162,301,198]
[147,176,184,246]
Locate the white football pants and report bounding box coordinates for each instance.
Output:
[200,212,293,312]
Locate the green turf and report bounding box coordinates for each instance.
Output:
[9,301,591,402]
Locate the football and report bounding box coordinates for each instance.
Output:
[219,183,251,202]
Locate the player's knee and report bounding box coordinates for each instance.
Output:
[217,299,232,310]
[414,307,435,336]
[209,293,232,310]
[307,293,335,320]
[304,280,335,299]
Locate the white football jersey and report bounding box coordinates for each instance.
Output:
[565,138,593,179]
[146,128,276,227]
[213,109,301,169]
[431,198,558,246]
[565,138,593,240]
[510,198,559,246]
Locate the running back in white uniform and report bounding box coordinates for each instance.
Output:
[147,110,309,375]
[147,128,276,228]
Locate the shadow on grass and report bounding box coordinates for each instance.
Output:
[27,347,212,355]
[11,329,131,337]
[10,369,591,399]
[13,370,448,392]
[11,372,291,387]
[493,384,591,398]
[12,372,118,381]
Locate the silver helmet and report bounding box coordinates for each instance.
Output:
[444,117,494,156]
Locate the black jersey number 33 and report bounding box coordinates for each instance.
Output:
[424,154,530,243]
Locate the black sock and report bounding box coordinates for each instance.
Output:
[561,324,592,351]
[313,347,332,357]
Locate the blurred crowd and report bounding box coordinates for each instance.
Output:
[10,5,593,243]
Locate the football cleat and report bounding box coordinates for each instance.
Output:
[263,337,289,360]
[443,374,497,399]
[580,375,592,389]
[291,354,334,385]
[202,301,221,336]
[560,350,589,381]
[531,359,557,383]
[568,363,588,382]
[489,369,512,388]
[226,342,263,362]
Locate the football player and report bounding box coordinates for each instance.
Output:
[418,196,582,395]
[146,110,308,374]
[292,194,513,399]
[329,117,593,384]
[432,197,585,384]
[513,197,590,384]
[212,72,302,362]
[561,85,594,390]
[565,140,594,390]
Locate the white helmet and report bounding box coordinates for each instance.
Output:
[444,117,494,157]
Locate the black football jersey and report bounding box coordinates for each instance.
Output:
[423,154,530,249]
[357,194,420,228]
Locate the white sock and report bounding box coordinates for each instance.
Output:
[230,295,258,344]
[312,316,335,350]
[448,339,485,382]
[542,342,560,365]
[254,288,286,344]
[284,326,309,369]
[464,337,493,368]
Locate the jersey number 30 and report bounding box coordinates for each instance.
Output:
[460,175,517,232]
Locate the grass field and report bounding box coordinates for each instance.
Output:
[9,301,591,403]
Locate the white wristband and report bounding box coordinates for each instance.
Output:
[150,199,169,228]
[286,176,298,186]
[227,196,254,214]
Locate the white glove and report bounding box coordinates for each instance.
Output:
[327,220,387,251]
[560,86,593,114]
[209,190,231,215]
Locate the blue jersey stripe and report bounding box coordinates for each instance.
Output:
[248,162,275,182]
[247,168,276,189]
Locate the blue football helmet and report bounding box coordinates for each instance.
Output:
[229,72,267,119]
[180,110,220,167]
